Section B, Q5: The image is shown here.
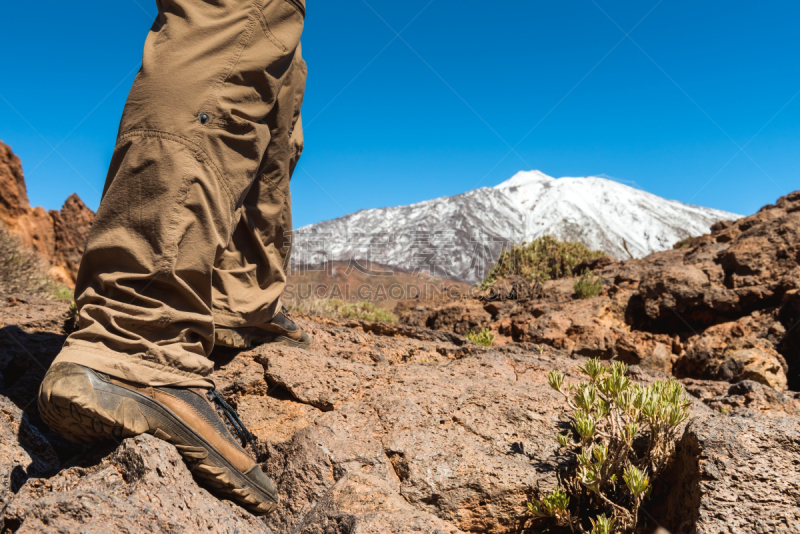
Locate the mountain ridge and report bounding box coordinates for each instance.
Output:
[293,170,740,283]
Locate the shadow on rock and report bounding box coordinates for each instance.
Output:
[0,326,92,467]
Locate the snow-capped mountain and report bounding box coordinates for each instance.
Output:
[291,171,740,283]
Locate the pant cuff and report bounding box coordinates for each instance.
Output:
[53,340,215,389]
[212,297,281,328]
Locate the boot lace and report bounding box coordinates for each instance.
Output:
[207,390,256,450]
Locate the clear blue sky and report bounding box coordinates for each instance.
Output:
[1,1,798,227]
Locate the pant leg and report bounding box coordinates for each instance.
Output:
[53,0,305,388]
[211,45,306,328]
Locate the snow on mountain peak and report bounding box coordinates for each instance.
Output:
[495,170,555,189]
[292,171,741,283]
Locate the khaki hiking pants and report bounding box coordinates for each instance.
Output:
[53,0,306,388]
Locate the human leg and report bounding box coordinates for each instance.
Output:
[53,0,304,387]
[211,46,308,349]
[39,0,306,514]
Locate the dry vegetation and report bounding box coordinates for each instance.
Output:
[0,227,72,300]
[285,297,398,323]
[528,359,690,533]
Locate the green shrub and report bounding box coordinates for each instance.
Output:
[673,236,693,249]
[481,236,605,290]
[338,301,397,322]
[51,284,74,301]
[590,514,615,534]
[64,300,80,332]
[527,487,574,527]
[528,359,690,532]
[466,328,494,347]
[287,298,397,323]
[573,270,603,299]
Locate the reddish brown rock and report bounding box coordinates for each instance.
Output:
[294,473,465,533]
[679,377,732,401]
[427,300,492,336]
[616,330,679,373]
[652,416,800,533]
[778,290,800,389]
[0,141,94,286]
[4,434,266,533]
[2,298,796,533]
[638,264,720,326]
[0,142,30,224]
[572,254,615,274]
[403,277,681,372]
[679,321,788,390]
[637,191,800,332]
[402,190,800,391]
[701,380,800,418]
[49,193,95,282]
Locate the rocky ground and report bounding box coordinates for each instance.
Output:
[399,190,800,395]
[1,297,799,533]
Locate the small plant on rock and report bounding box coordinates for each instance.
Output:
[573,270,603,299]
[466,328,495,347]
[528,358,690,532]
[66,300,80,331]
[527,487,576,528]
[589,514,615,534]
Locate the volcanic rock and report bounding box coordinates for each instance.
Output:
[401,190,800,392]
[652,415,800,533]
[0,395,60,513]
[0,141,94,286]
[778,290,800,389]
[701,379,800,418]
[683,335,788,390]
[1,297,797,532]
[0,142,29,223]
[4,434,266,533]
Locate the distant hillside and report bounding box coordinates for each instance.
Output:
[284,261,472,311]
[292,170,740,283]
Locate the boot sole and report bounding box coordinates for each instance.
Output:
[215,327,311,350]
[38,363,278,515]
[266,335,311,349]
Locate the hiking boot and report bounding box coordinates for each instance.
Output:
[215,306,311,349]
[38,362,278,515]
